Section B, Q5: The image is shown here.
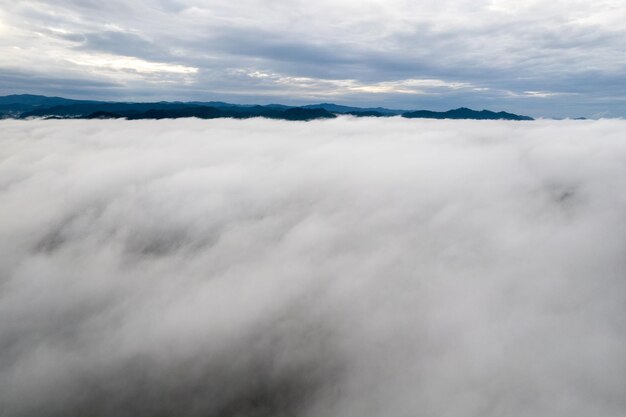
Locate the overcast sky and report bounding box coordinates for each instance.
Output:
[1,0,626,117]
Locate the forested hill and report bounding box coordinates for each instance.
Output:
[0,95,534,121]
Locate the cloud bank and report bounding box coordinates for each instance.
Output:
[1,117,626,417]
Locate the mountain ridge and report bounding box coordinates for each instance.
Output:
[0,94,534,121]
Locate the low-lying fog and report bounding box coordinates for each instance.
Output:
[1,117,626,417]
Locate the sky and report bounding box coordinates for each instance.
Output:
[1,0,626,117]
[2,118,626,416]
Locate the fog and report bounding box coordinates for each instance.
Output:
[1,117,626,417]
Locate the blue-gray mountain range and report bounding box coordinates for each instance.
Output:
[0,95,534,121]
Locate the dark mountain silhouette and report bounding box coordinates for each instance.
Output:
[0,94,534,121]
[281,107,337,120]
[22,102,199,118]
[403,107,534,120]
[0,94,98,106]
[344,111,388,117]
[85,111,125,119]
[83,106,336,121]
[0,94,100,118]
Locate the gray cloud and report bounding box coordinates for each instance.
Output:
[2,1,626,116]
[2,118,626,416]
[0,69,124,96]
[74,31,169,61]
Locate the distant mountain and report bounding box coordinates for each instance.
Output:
[0,94,100,118]
[21,102,200,118]
[402,107,534,121]
[0,94,534,121]
[0,94,98,106]
[84,105,337,121]
[344,110,388,117]
[301,103,405,115]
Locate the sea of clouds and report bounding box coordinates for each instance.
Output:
[1,117,626,417]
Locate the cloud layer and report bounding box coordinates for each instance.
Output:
[2,1,626,116]
[2,118,626,416]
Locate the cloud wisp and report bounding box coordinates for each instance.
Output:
[1,117,626,416]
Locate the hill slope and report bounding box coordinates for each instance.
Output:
[0,95,534,121]
[403,107,534,121]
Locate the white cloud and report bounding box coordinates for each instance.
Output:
[239,70,476,96]
[67,53,198,75]
[1,118,626,416]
